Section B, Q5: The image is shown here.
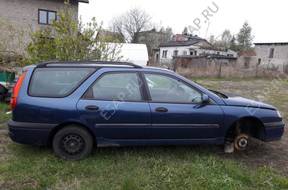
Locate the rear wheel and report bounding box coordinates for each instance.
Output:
[52,125,93,160]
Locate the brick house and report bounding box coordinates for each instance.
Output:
[0,0,88,54]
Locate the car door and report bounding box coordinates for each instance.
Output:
[143,72,224,140]
[77,71,151,140]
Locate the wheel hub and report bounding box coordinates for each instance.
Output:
[238,138,248,148]
[61,134,84,155]
[234,134,249,150]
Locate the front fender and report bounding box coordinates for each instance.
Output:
[221,106,284,141]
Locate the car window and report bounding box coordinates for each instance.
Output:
[29,68,94,97]
[145,73,202,103]
[91,72,142,101]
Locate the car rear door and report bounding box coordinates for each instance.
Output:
[77,71,151,140]
[143,72,224,140]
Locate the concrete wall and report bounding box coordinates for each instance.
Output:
[255,44,288,59]
[0,0,78,54]
[255,44,288,73]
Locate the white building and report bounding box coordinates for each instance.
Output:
[118,43,149,66]
[106,43,149,66]
[254,42,288,72]
[158,35,237,65]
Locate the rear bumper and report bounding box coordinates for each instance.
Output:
[8,120,56,146]
[263,121,285,142]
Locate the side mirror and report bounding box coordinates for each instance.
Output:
[201,94,209,104]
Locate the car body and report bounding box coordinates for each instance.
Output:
[8,61,285,159]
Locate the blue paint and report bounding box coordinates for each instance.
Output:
[8,63,285,147]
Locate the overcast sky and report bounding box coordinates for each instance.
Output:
[79,0,288,43]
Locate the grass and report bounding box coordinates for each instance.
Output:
[0,79,288,190]
[0,145,287,190]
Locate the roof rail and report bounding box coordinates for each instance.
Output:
[36,60,143,69]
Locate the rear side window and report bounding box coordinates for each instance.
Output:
[90,72,142,101]
[29,68,94,97]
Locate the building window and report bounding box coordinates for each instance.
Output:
[190,51,194,56]
[173,50,178,57]
[183,51,187,55]
[162,50,168,58]
[269,48,274,58]
[38,9,57,25]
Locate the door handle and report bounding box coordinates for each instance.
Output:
[85,105,99,111]
[155,107,168,113]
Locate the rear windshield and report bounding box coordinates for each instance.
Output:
[29,68,95,97]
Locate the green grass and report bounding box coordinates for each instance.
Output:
[0,145,287,190]
[0,79,288,190]
[0,102,10,127]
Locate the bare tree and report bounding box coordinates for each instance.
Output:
[110,8,151,43]
[221,29,233,49]
[209,30,233,49]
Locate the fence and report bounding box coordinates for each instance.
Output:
[172,56,288,78]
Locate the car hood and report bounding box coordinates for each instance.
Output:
[209,90,276,110]
[223,96,276,110]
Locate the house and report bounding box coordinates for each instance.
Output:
[0,0,88,54]
[254,42,288,72]
[158,34,237,65]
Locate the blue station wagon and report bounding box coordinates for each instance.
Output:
[8,61,285,160]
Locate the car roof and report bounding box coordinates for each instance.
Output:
[36,61,142,69]
[34,61,173,73]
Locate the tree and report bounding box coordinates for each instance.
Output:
[209,30,233,49]
[110,8,152,43]
[208,35,216,45]
[182,27,189,35]
[136,27,173,56]
[26,8,122,65]
[237,22,253,51]
[160,27,173,41]
[221,29,233,49]
[230,35,239,51]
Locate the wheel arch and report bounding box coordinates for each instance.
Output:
[48,121,96,146]
[225,116,265,141]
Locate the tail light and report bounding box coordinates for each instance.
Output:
[10,72,26,110]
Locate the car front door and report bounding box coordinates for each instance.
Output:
[143,72,224,140]
[77,71,151,140]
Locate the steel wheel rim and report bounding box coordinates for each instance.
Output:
[61,134,85,155]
